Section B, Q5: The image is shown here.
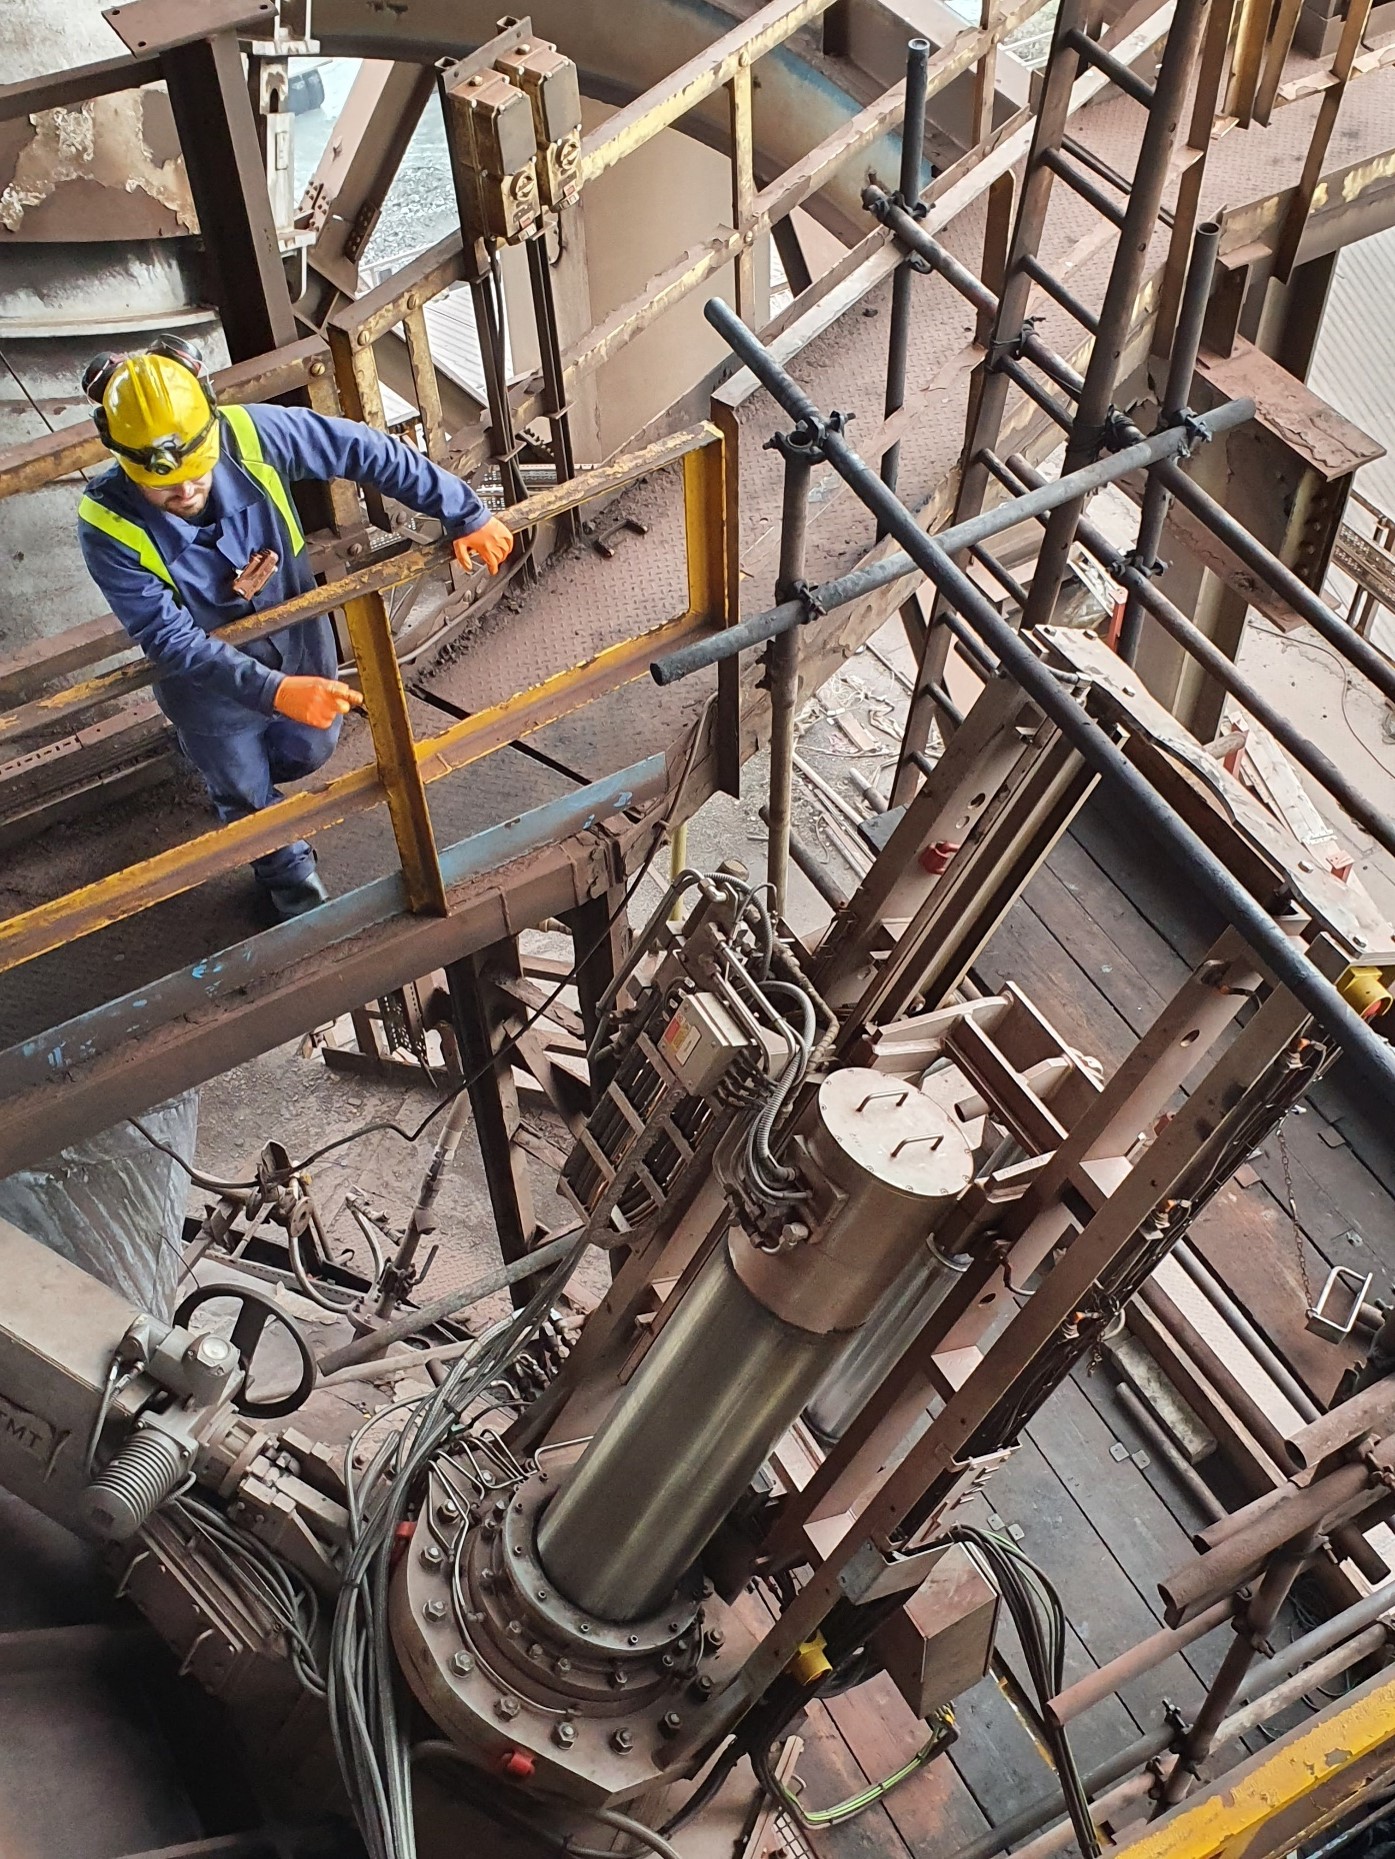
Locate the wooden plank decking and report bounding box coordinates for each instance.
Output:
[780,796,1395,1859]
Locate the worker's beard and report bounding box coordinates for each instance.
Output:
[163,481,211,517]
[140,471,214,519]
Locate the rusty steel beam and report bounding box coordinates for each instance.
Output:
[0,758,669,1175]
[156,27,300,357]
[101,0,277,56]
[301,60,436,307]
[316,0,1049,477]
[0,51,162,121]
[1272,0,1378,280]
[448,945,544,1304]
[578,0,836,184]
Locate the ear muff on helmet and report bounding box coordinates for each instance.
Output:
[81,352,126,405]
[83,353,125,445]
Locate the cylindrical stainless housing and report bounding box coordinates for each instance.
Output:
[536,1244,829,1622]
[804,1238,967,1443]
[536,1070,973,1622]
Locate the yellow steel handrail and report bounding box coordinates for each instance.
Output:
[0,421,732,976]
[0,423,714,749]
[1108,1665,1395,1859]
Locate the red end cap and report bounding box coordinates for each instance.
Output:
[918,840,960,876]
[389,1520,416,1571]
[499,1750,535,1780]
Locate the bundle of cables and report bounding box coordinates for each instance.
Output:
[169,1490,327,1696]
[329,1241,585,1859]
[951,1525,1101,1858]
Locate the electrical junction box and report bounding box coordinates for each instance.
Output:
[493,38,583,211]
[441,69,540,244]
[871,1542,1000,1718]
[657,991,750,1095]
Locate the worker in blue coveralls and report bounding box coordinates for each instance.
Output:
[76,336,514,920]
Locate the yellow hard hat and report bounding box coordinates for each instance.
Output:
[84,339,221,486]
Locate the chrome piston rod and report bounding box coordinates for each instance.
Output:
[536,1070,975,1622]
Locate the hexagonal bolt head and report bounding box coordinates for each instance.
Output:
[690,1674,715,1698]
[423,1599,447,1622]
[553,1721,577,1748]
[660,1711,683,1737]
[610,1728,634,1753]
[420,1543,444,1568]
[705,1628,725,1652]
[496,1696,521,1720]
[451,1651,476,1676]
[436,1500,462,1524]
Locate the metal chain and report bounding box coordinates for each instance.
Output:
[1276,1116,1317,1312]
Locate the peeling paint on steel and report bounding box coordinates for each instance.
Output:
[0,93,195,236]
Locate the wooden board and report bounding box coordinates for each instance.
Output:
[1250,1107,1395,1287]
[968,1436,1209,1734]
[823,1676,989,1855]
[1026,864,1172,1035]
[1189,1177,1357,1403]
[1065,805,1221,968]
[972,901,1136,1075]
[1046,832,1194,997]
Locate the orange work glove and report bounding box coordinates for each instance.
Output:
[453,515,514,575]
[273,676,364,730]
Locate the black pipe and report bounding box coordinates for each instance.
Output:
[971,544,1030,609]
[760,805,849,910]
[1061,25,1157,106]
[1040,146,1128,228]
[1119,221,1220,664]
[1019,253,1100,335]
[1062,133,1176,230]
[880,39,932,499]
[768,436,815,914]
[995,355,1076,431]
[994,452,1395,869]
[868,182,1395,717]
[651,402,1250,685]
[702,295,1395,1109]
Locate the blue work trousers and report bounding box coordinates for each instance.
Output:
[178,713,342,889]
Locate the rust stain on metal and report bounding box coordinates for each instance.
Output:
[1199,339,1384,477]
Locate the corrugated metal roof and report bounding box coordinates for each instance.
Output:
[1308,224,1395,514]
[364,256,505,425]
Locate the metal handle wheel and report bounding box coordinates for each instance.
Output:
[173,1284,317,1419]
